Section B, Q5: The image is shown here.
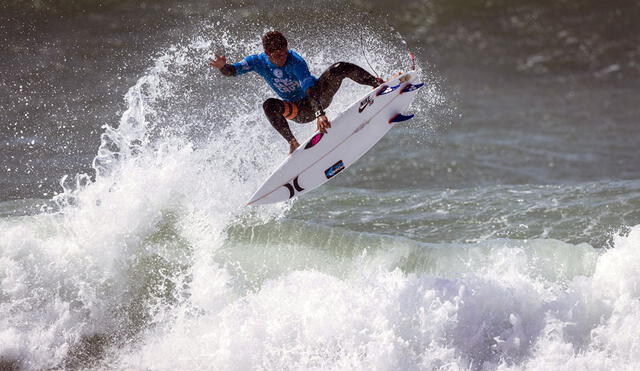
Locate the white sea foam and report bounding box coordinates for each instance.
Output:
[106,226,640,370]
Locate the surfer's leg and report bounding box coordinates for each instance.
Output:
[289,99,314,123]
[263,98,295,142]
[289,63,380,123]
[316,62,380,107]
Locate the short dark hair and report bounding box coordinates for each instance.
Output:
[262,31,288,52]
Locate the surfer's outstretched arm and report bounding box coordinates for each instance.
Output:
[210,54,259,77]
[210,54,235,76]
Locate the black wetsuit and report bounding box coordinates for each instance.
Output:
[220,60,379,142]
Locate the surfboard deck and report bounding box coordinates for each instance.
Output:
[247,70,423,205]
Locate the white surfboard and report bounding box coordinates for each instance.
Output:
[247,70,423,205]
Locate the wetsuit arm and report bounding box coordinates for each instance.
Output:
[231,55,257,76]
[219,64,236,76]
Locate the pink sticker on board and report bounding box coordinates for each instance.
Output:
[304,133,324,149]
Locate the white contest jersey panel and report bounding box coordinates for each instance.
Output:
[247,70,424,205]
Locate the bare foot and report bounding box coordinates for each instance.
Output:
[289,139,300,154]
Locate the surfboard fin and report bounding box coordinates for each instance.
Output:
[389,113,414,124]
[400,83,425,94]
[376,84,401,96]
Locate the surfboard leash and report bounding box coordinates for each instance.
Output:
[359,13,416,77]
[359,13,380,79]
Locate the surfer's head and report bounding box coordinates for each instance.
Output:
[262,30,288,67]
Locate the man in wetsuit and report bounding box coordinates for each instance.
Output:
[210,30,383,154]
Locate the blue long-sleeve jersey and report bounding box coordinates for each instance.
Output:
[232,50,318,102]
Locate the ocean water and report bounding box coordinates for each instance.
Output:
[2,1,640,370]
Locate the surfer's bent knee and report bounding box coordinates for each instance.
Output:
[329,61,351,75]
[263,98,283,115]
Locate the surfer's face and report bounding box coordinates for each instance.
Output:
[266,48,288,67]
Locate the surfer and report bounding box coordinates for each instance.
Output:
[210,30,383,154]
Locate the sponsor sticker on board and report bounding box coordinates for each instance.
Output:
[324,160,345,179]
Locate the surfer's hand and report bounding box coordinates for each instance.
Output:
[374,77,384,87]
[288,139,300,154]
[316,115,331,134]
[209,54,227,69]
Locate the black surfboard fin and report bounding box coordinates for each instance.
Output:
[400,82,425,94]
[388,113,415,124]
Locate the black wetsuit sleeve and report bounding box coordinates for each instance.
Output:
[219,64,236,77]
